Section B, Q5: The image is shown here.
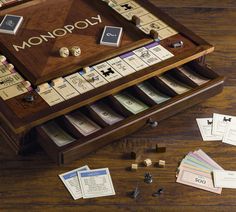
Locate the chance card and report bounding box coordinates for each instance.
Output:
[78,168,116,199]
[0,14,23,35]
[100,26,123,47]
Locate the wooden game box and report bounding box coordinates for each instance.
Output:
[0,0,224,164]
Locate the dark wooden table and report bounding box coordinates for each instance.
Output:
[1,1,236,211]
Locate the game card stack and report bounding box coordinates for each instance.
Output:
[0,14,23,35]
[176,149,223,194]
[196,113,236,146]
[59,166,115,200]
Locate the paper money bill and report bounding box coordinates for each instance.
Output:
[177,167,222,194]
[90,101,124,125]
[114,92,149,114]
[137,81,170,104]
[158,75,190,94]
[42,121,76,147]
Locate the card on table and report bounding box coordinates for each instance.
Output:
[212,113,236,137]
[196,118,222,141]
[90,101,124,125]
[41,121,76,147]
[59,165,90,200]
[213,170,236,189]
[100,26,123,47]
[0,14,23,35]
[65,111,101,136]
[222,121,236,146]
[78,168,116,199]
[114,92,149,114]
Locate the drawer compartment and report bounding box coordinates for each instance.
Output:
[36,61,224,165]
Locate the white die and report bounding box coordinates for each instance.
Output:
[70,46,81,57]
[59,47,69,58]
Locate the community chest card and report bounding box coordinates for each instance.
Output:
[78,168,115,199]
[59,165,90,200]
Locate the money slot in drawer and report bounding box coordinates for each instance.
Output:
[130,83,172,107]
[60,109,103,138]
[85,99,125,127]
[36,63,224,165]
[108,91,150,117]
[170,66,212,89]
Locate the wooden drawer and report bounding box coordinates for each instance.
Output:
[35,61,224,165]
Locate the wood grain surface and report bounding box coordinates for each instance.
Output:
[1,0,236,211]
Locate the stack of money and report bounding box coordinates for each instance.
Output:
[176,149,223,194]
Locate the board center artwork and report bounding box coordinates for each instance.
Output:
[0,0,147,85]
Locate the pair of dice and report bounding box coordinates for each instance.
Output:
[59,46,81,58]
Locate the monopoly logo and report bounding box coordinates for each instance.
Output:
[13,14,102,52]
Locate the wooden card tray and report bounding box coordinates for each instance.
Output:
[0,0,150,85]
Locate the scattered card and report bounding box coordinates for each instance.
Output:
[196,118,222,141]
[213,170,236,189]
[100,26,123,47]
[59,165,90,200]
[78,168,116,199]
[222,121,236,146]
[212,113,236,137]
[0,14,23,35]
